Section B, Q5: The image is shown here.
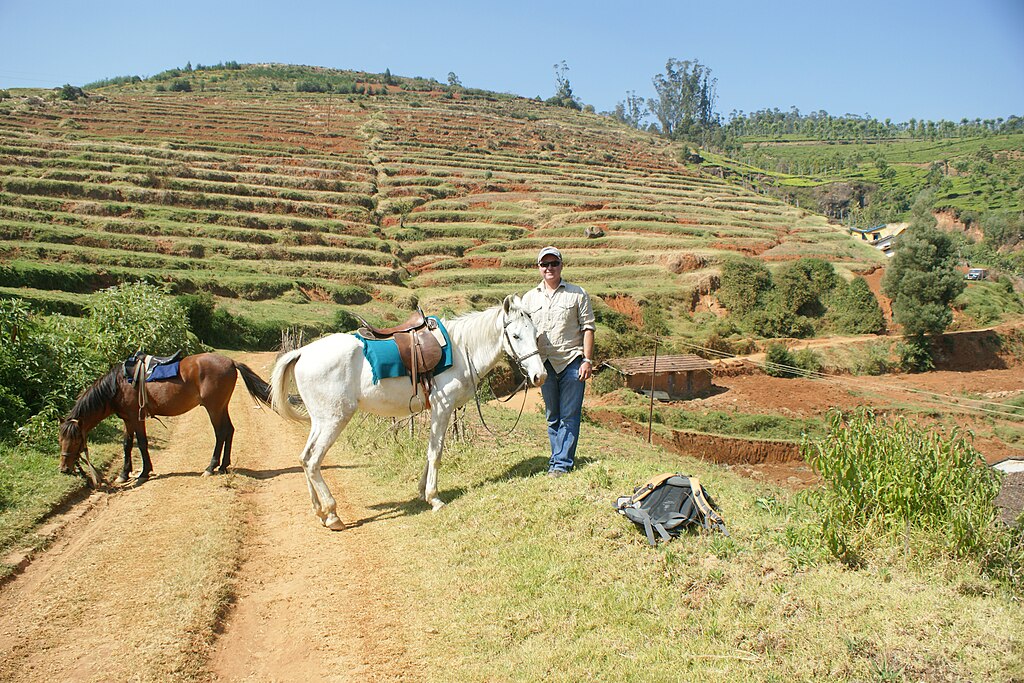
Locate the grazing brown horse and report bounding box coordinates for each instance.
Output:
[59,353,273,484]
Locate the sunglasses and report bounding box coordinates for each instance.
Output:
[538,261,562,269]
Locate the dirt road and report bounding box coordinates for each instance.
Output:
[0,353,416,682]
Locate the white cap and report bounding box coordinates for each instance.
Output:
[537,246,562,263]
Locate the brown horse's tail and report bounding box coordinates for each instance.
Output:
[234,362,273,408]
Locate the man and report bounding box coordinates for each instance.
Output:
[522,246,596,477]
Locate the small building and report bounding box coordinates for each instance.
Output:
[848,223,907,258]
[605,354,714,400]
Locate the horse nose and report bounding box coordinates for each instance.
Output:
[533,369,547,387]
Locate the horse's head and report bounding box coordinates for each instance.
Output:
[58,418,86,474]
[57,417,100,487]
[501,295,548,387]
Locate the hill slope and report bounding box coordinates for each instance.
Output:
[0,64,883,327]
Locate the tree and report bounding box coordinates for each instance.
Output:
[648,58,718,140]
[613,90,648,129]
[773,258,838,318]
[546,60,580,110]
[58,84,85,101]
[882,191,965,338]
[447,72,461,88]
[717,257,773,318]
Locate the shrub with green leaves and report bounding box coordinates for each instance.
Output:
[0,300,101,440]
[804,408,1002,565]
[825,277,885,334]
[89,282,200,363]
[717,257,773,318]
[773,258,838,318]
[764,342,798,377]
[897,335,934,373]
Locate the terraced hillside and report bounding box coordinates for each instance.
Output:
[0,65,884,328]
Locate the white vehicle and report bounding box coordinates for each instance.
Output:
[965,268,988,281]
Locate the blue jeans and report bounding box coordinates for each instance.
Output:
[540,357,585,473]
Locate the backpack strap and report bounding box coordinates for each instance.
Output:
[689,477,729,536]
[622,507,671,546]
[628,472,680,505]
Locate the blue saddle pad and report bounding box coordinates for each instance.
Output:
[355,317,453,384]
[125,360,180,383]
[147,361,180,382]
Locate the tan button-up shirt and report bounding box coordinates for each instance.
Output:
[522,280,596,373]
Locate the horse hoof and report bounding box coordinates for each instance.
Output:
[133,476,150,487]
[201,470,213,478]
[430,499,446,512]
[324,514,345,531]
[115,475,129,485]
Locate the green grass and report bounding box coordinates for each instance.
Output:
[0,429,119,572]
[607,402,821,442]
[953,279,1024,328]
[330,406,1024,682]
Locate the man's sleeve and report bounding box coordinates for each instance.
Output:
[578,292,596,331]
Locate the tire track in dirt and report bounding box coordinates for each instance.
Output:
[0,352,416,682]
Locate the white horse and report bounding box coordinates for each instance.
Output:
[270,295,548,529]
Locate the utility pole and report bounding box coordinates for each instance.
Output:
[647,336,659,444]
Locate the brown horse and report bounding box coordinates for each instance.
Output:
[59,353,273,485]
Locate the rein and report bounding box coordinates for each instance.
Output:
[463,311,538,438]
[465,349,531,438]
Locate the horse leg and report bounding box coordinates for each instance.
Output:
[218,415,234,474]
[117,425,134,484]
[203,410,234,476]
[135,424,153,483]
[300,415,349,530]
[420,406,453,511]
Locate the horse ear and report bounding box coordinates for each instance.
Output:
[502,294,513,314]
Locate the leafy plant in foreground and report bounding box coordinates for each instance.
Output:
[804,408,1001,566]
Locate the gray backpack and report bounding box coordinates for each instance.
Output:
[614,473,728,545]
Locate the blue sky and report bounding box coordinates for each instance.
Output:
[1,0,1021,124]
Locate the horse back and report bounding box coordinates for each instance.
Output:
[118,353,237,419]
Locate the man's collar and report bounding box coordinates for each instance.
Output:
[537,279,566,293]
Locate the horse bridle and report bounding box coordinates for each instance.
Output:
[61,418,101,487]
[501,310,541,377]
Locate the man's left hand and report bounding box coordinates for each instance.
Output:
[578,359,593,381]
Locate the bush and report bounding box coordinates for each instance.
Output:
[89,282,200,363]
[791,348,823,375]
[331,309,360,333]
[773,258,838,318]
[764,343,798,377]
[826,277,885,334]
[0,300,101,440]
[897,335,934,373]
[804,408,1002,566]
[590,368,624,395]
[717,258,773,318]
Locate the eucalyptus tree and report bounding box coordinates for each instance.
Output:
[647,58,718,140]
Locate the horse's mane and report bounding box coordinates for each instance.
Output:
[62,365,121,428]
[442,305,504,349]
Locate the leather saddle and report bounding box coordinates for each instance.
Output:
[356,309,444,409]
[124,349,183,384]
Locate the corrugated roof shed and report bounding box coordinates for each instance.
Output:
[605,354,713,375]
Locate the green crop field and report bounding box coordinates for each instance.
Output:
[0,64,886,331]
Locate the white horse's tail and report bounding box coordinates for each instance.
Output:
[270,349,309,423]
